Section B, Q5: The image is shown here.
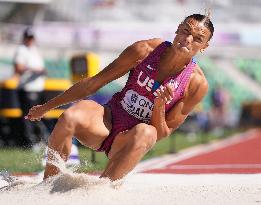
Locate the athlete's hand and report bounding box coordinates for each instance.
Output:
[25,104,47,121]
[155,84,174,104]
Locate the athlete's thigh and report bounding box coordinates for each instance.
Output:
[107,130,129,159]
[107,123,155,159]
[68,100,112,149]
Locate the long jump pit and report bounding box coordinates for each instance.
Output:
[0,172,260,205]
[0,129,261,205]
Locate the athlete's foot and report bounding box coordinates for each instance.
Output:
[99,169,127,181]
[43,164,60,180]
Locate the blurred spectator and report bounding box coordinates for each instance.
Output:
[178,103,210,135]
[195,103,210,133]
[13,27,80,165]
[209,85,231,132]
[13,27,47,146]
[14,27,46,88]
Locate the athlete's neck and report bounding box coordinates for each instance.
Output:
[163,46,192,75]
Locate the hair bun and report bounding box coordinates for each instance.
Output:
[205,8,211,19]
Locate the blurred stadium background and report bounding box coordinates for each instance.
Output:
[0,0,260,174]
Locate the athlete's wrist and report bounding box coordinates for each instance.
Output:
[154,97,166,108]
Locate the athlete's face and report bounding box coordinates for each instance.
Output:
[173,18,211,56]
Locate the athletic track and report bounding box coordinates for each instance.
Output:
[137,128,261,174]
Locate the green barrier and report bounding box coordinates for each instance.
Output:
[45,59,71,79]
[235,58,261,84]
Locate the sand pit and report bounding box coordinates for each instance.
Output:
[0,172,260,205]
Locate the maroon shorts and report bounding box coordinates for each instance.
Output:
[96,103,140,156]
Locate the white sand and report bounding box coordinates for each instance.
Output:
[1,147,260,205]
[0,173,261,205]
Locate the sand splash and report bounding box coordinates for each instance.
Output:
[0,147,126,204]
[0,148,261,205]
[0,147,121,192]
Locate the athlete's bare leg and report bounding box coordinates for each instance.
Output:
[44,100,112,179]
[60,137,72,161]
[100,123,157,181]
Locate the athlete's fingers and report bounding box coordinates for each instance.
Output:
[25,113,33,120]
[164,88,172,101]
[156,89,161,98]
[160,86,172,102]
[159,87,169,102]
[154,96,164,105]
[156,89,166,102]
[165,84,174,98]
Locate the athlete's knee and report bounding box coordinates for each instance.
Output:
[61,100,95,126]
[135,123,157,139]
[131,123,157,151]
[58,108,77,130]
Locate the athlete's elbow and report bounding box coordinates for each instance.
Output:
[166,119,185,134]
[157,128,172,141]
[164,128,173,138]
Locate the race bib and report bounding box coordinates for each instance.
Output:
[121,90,153,123]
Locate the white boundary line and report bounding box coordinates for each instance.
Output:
[167,164,261,170]
[136,129,260,172]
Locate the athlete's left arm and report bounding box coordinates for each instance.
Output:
[154,72,208,141]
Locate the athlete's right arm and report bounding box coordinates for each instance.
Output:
[25,39,157,121]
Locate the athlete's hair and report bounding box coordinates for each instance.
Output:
[184,13,214,40]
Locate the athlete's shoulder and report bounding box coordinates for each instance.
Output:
[193,64,208,86]
[145,38,164,49]
[194,64,208,86]
[186,63,208,98]
[130,38,164,58]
